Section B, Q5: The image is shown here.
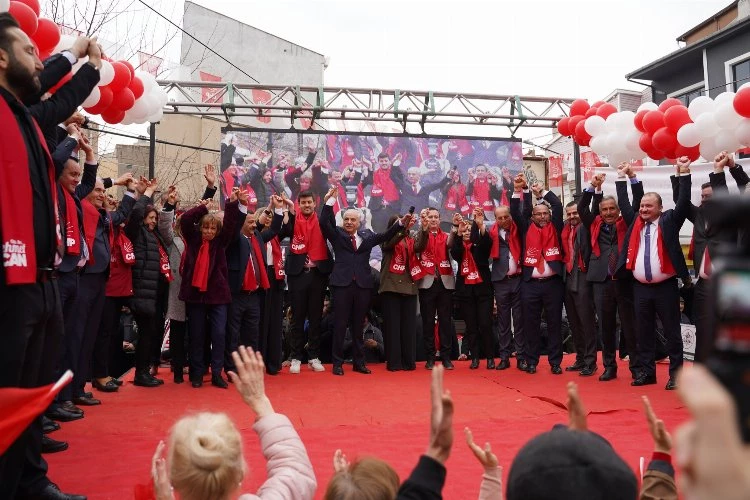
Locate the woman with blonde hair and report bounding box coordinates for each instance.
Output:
[152,346,317,500]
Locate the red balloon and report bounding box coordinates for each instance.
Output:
[642,110,666,134]
[663,105,691,134]
[568,115,585,136]
[569,99,590,117]
[128,76,144,100]
[734,87,750,118]
[639,133,654,152]
[101,107,125,124]
[84,86,114,115]
[646,147,664,161]
[591,101,606,108]
[652,127,677,154]
[8,2,38,36]
[574,120,592,146]
[557,117,571,136]
[111,88,135,111]
[658,98,683,112]
[584,106,599,118]
[634,109,649,132]
[596,103,618,119]
[48,71,71,94]
[108,62,132,93]
[32,18,59,54]
[675,144,700,162]
[15,0,39,15]
[121,60,135,78]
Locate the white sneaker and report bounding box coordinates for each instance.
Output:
[308,358,325,372]
[290,359,301,374]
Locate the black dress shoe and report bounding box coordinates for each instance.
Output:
[496,359,510,370]
[133,373,161,387]
[191,379,203,388]
[110,378,123,386]
[565,361,585,372]
[631,374,658,386]
[486,359,495,369]
[551,365,563,375]
[211,374,228,388]
[442,360,454,370]
[599,368,617,381]
[404,365,416,371]
[73,395,101,406]
[41,435,68,454]
[579,366,598,377]
[174,372,184,384]
[517,360,529,372]
[353,364,372,374]
[665,378,677,390]
[92,379,118,392]
[332,365,344,376]
[526,365,537,374]
[45,407,83,422]
[33,482,86,500]
[469,359,479,369]
[42,416,60,434]
[425,359,435,370]
[60,401,83,415]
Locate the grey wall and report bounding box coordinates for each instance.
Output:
[705,28,750,96]
[651,57,704,103]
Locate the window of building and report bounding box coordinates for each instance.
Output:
[732,59,750,90]
[676,87,703,106]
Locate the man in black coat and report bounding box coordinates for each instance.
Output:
[319,186,412,375]
[617,158,692,390]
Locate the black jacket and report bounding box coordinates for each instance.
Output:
[512,190,564,281]
[125,195,167,316]
[283,211,334,277]
[226,213,283,293]
[451,223,492,298]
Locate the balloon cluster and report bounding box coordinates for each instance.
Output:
[1,0,167,125]
[557,89,750,163]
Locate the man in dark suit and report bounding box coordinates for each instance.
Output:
[511,176,565,375]
[617,158,692,390]
[225,195,284,373]
[319,186,412,375]
[578,166,643,382]
[396,167,451,214]
[561,199,598,376]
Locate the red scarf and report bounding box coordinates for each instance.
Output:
[0,97,60,285]
[81,199,100,265]
[625,217,675,276]
[489,222,520,264]
[371,167,400,203]
[109,220,135,267]
[331,183,366,212]
[159,242,173,282]
[242,235,270,291]
[471,178,494,211]
[524,223,562,273]
[246,185,258,213]
[420,230,452,275]
[590,216,628,257]
[561,222,586,273]
[269,237,285,280]
[460,240,483,284]
[61,188,81,256]
[291,212,328,261]
[444,184,470,216]
[390,237,426,281]
[191,239,210,291]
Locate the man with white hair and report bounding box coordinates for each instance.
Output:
[397,167,451,214]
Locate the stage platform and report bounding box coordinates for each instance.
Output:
[46,355,687,499]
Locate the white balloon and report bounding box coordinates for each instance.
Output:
[129,97,151,123]
[99,60,114,86]
[735,119,750,146]
[677,123,701,147]
[604,113,620,133]
[714,91,736,106]
[584,115,606,136]
[141,93,160,115]
[637,102,658,112]
[688,96,715,121]
[146,109,164,123]
[714,102,744,130]
[589,135,607,154]
[715,133,740,154]
[625,130,641,151]
[694,112,719,138]
[53,35,76,56]
[71,56,88,75]
[0,0,9,12]
[82,86,101,108]
[617,111,636,130]
[699,136,721,161]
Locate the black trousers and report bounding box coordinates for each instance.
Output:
[187,303,228,379]
[693,278,714,362]
[260,273,285,374]
[380,292,418,370]
[150,280,169,367]
[521,276,564,367]
[55,271,79,402]
[169,319,187,373]
[493,275,524,361]
[132,310,158,375]
[288,268,327,361]
[331,284,371,367]
[0,280,63,499]
[67,272,108,398]
[633,278,683,379]
[564,270,598,369]
[95,296,130,379]
[226,291,262,372]
[593,277,640,377]
[457,290,494,360]
[418,279,453,360]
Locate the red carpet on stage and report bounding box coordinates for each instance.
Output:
[46,355,688,499]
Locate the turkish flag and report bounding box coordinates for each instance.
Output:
[549,156,563,188]
[0,371,72,455]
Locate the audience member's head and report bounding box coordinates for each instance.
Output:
[59,159,82,194]
[143,205,158,231]
[323,456,399,500]
[599,195,620,224]
[199,212,222,241]
[639,192,663,223]
[298,190,316,216]
[0,13,43,101]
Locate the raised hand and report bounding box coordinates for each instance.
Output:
[69,36,90,59]
[567,382,587,432]
[115,172,134,187]
[86,36,102,68]
[426,365,453,464]
[420,208,429,228]
[151,441,174,500]
[464,427,499,468]
[204,164,216,188]
[166,186,178,205]
[642,396,672,454]
[591,173,605,189]
[229,186,239,203]
[399,213,414,227]
[306,137,316,153]
[227,346,274,419]
[271,194,284,209]
[452,212,463,227]
[513,173,526,191]
[324,186,338,203]
[236,188,249,206]
[333,449,350,473]
[531,182,544,198]
[676,156,691,175]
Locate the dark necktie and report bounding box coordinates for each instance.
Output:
[644,222,653,282]
[608,225,617,277]
[350,234,357,251]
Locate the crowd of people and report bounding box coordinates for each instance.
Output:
[1,10,749,500]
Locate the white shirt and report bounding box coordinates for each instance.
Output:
[699,247,712,280]
[632,216,673,284]
[499,228,518,276]
[531,260,555,279]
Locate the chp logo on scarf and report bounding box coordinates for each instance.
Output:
[545,247,560,258]
[391,252,406,273]
[3,239,28,268]
[291,234,306,253]
[122,239,135,263]
[525,247,541,266]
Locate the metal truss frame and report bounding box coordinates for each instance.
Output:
[157,80,577,135]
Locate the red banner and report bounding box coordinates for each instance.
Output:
[580,151,601,182]
[199,71,222,104]
[548,156,563,188]
[252,89,272,124]
[138,51,163,77]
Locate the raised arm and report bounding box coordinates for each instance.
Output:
[124,193,152,242]
[672,159,693,228]
[541,188,563,233]
[179,202,208,247]
[109,191,136,227]
[319,194,338,242]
